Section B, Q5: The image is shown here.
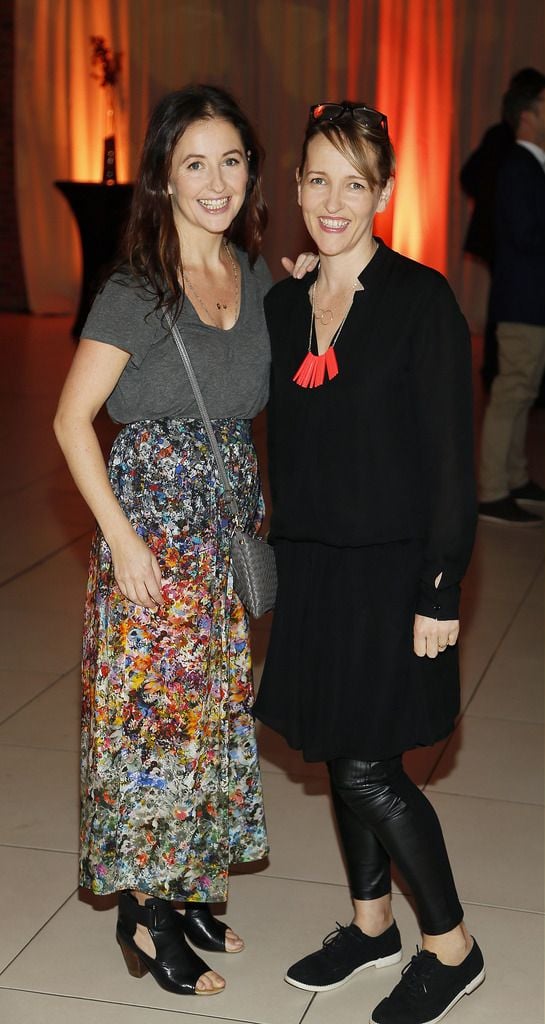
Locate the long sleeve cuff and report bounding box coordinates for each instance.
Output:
[416,581,461,620]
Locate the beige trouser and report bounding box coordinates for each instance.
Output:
[479,322,545,502]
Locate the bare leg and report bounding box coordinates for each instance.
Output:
[423,920,473,965]
[352,895,472,966]
[352,894,394,936]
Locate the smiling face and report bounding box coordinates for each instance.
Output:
[167,117,249,240]
[297,134,393,259]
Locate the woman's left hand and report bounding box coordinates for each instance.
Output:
[281,252,319,278]
[413,615,459,658]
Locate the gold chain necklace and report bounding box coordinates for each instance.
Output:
[183,241,239,327]
[314,302,334,325]
[313,240,377,327]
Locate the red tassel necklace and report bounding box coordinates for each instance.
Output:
[293,277,356,388]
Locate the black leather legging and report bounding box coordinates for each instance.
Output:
[327,756,463,936]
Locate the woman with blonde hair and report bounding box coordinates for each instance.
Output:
[255,101,485,1024]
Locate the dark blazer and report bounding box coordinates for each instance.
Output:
[460,122,514,265]
[489,143,545,325]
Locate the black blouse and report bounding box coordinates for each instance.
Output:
[265,240,477,620]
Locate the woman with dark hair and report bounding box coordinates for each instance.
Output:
[54,85,272,997]
[254,103,485,1024]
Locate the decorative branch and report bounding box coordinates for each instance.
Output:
[90,35,122,89]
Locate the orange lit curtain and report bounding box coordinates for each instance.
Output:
[15,0,545,322]
[376,0,454,273]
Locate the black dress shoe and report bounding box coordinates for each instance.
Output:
[478,496,542,525]
[370,940,485,1024]
[116,891,223,996]
[285,920,402,992]
[510,480,545,505]
[178,902,242,953]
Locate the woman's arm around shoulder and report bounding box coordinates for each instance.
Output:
[53,338,164,608]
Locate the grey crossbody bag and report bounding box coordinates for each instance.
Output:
[166,314,277,618]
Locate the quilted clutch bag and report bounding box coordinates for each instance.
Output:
[231,528,277,618]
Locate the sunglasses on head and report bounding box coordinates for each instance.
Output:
[309,102,388,135]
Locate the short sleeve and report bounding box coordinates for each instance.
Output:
[80,275,163,367]
[251,255,274,300]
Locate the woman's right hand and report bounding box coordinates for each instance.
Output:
[54,338,165,610]
[110,528,165,608]
[281,252,319,278]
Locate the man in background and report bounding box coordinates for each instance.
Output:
[460,86,514,389]
[478,68,545,525]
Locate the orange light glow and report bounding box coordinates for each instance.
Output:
[346,0,366,99]
[68,1,129,182]
[376,0,454,273]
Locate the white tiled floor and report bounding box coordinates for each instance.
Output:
[0,313,543,1023]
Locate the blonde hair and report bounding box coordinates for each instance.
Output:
[300,116,395,190]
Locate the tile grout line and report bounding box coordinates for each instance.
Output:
[258,769,544,807]
[0,985,265,1023]
[0,742,80,754]
[0,855,541,920]
[424,786,544,808]
[245,873,545,918]
[0,888,78,980]
[0,663,82,727]
[462,712,544,726]
[460,555,545,720]
[0,529,93,589]
[0,843,77,855]
[422,555,545,788]
[298,992,317,1023]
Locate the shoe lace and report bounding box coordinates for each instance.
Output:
[401,947,438,996]
[322,922,351,952]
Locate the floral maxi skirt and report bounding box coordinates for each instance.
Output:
[80,418,269,901]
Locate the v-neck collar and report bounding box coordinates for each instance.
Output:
[300,236,388,297]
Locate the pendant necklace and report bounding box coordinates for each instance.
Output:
[293,277,356,388]
[315,304,334,325]
[183,240,239,328]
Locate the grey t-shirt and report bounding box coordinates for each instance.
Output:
[81,250,272,423]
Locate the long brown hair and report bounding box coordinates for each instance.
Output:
[121,84,268,314]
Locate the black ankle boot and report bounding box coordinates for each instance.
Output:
[116,891,223,996]
[179,902,242,953]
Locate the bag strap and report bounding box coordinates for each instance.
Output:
[165,312,242,526]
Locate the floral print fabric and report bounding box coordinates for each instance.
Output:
[80,418,268,900]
